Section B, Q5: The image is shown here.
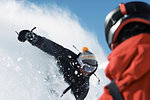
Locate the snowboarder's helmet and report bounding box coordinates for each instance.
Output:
[82,47,89,52]
[105,1,150,50]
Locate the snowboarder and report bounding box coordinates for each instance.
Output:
[17,28,98,100]
[99,1,150,100]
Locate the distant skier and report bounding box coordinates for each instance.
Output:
[17,28,98,100]
[99,1,150,100]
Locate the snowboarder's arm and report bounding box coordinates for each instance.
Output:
[17,29,77,59]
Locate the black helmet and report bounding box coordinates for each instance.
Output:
[105,1,150,50]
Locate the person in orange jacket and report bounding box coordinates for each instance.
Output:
[99,1,150,100]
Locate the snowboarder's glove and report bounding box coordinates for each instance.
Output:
[18,30,36,42]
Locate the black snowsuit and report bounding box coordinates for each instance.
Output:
[27,34,96,100]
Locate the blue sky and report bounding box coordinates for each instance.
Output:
[28,0,150,55]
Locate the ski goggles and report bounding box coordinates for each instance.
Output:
[82,64,96,73]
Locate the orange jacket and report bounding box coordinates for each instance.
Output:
[99,33,150,100]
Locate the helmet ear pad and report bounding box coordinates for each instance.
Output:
[112,14,150,45]
[117,21,150,44]
[105,1,150,50]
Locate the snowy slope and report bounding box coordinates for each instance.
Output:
[0,1,109,100]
